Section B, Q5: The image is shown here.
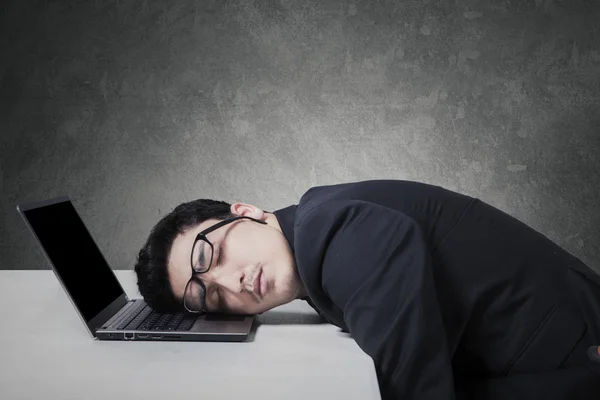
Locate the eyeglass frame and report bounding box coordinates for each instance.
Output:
[183,215,268,313]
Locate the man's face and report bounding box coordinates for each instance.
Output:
[167,203,305,315]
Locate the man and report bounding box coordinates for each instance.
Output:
[134,179,600,399]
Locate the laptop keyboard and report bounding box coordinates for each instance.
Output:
[114,302,196,331]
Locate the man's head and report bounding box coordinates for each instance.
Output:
[134,199,306,315]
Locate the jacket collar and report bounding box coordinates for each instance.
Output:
[273,204,333,321]
[273,204,297,254]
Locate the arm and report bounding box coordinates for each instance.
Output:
[301,199,455,400]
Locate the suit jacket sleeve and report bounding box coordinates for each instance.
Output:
[301,199,455,400]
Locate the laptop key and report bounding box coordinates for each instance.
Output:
[125,306,152,330]
[115,303,146,330]
[151,314,173,330]
[165,314,184,331]
[136,312,195,331]
[138,313,161,331]
[177,318,196,331]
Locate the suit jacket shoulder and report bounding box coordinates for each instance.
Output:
[292,179,475,330]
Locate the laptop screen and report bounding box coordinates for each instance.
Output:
[22,200,124,322]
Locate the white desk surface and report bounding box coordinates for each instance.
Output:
[0,270,381,400]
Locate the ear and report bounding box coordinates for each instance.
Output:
[230,202,265,220]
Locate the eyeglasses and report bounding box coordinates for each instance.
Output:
[183,215,267,313]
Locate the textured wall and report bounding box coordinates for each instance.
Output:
[1,0,599,274]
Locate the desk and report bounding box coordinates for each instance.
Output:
[0,270,381,400]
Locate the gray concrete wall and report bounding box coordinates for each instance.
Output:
[2,0,599,274]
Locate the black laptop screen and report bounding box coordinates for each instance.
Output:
[23,200,124,322]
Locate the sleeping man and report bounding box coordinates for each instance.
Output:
[134,179,600,399]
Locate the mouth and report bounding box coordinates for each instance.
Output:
[249,266,264,300]
[260,268,267,298]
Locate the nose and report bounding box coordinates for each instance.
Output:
[202,267,245,294]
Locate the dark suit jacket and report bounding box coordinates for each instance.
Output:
[273,180,600,399]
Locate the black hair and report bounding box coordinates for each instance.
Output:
[134,199,235,313]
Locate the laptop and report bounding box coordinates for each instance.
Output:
[17,195,255,342]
